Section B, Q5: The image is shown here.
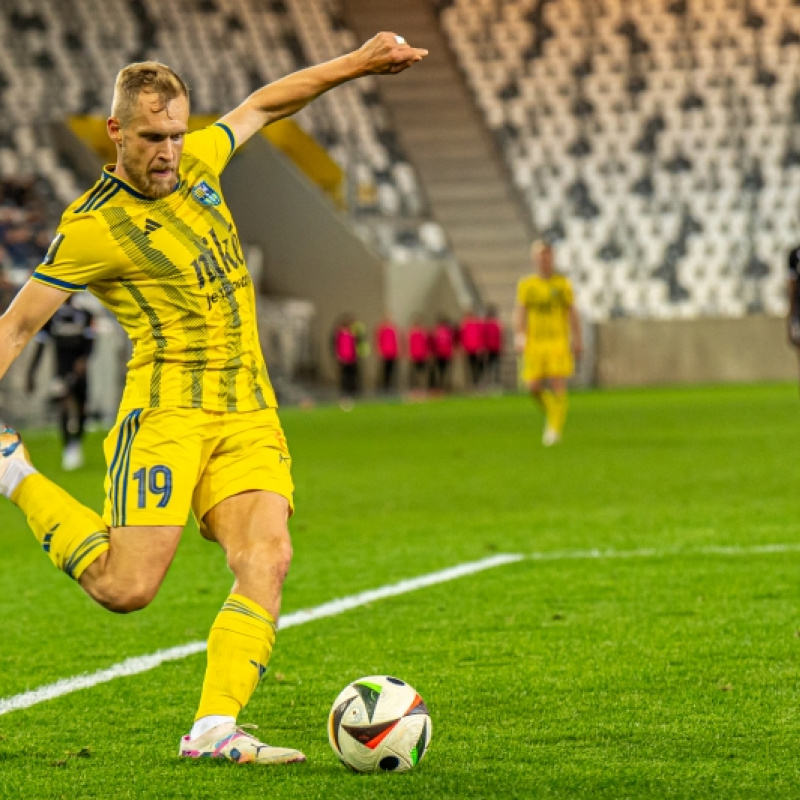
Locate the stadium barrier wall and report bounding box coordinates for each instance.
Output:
[596,316,796,386]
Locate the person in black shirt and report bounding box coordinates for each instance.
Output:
[27,294,94,470]
[788,246,800,346]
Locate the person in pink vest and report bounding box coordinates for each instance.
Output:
[407,317,430,391]
[332,315,358,400]
[430,315,455,391]
[459,309,484,389]
[482,305,504,388]
[375,316,400,393]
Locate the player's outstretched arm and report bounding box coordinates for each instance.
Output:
[218,32,427,148]
[0,281,68,384]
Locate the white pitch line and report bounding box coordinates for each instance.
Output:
[525,542,800,562]
[0,553,523,717]
[3,542,800,717]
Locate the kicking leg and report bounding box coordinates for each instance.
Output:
[79,524,182,613]
[0,426,180,612]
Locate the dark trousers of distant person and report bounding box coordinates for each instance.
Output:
[339,362,359,397]
[51,349,90,448]
[485,351,501,387]
[409,359,427,390]
[380,358,397,392]
[61,369,89,447]
[466,353,482,388]
[430,357,451,391]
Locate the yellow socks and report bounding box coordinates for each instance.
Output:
[195,594,276,721]
[540,389,558,430]
[551,391,569,434]
[12,473,109,580]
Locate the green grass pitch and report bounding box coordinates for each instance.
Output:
[1,383,800,798]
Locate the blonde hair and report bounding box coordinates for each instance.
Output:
[111,62,190,126]
[531,239,552,259]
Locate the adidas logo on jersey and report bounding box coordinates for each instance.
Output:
[143,219,162,235]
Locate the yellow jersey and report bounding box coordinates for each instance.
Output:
[516,273,574,345]
[32,123,276,413]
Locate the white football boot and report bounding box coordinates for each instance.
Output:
[542,426,561,447]
[0,426,34,497]
[179,723,306,765]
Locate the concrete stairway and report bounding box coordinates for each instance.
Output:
[341,0,534,319]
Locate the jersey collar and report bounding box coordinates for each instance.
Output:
[102,166,182,200]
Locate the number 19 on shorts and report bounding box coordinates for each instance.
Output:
[133,465,173,508]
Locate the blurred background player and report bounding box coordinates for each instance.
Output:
[482,305,503,390]
[513,241,582,446]
[430,315,455,392]
[332,314,359,406]
[375,314,399,393]
[459,309,484,390]
[407,317,430,393]
[26,293,95,470]
[786,244,800,366]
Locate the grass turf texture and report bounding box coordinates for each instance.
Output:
[1,383,800,798]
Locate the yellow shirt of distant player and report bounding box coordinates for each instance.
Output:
[516,273,574,347]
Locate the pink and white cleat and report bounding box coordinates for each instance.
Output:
[179,723,306,765]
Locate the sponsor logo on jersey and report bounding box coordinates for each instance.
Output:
[191,181,221,207]
[143,218,162,235]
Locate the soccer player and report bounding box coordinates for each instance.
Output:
[26,293,95,471]
[0,32,426,764]
[481,305,503,389]
[513,241,582,446]
[407,317,430,392]
[375,314,400,393]
[459,309,484,389]
[787,244,800,353]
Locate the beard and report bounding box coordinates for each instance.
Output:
[120,147,177,199]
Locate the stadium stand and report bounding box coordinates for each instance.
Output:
[437,0,799,321]
[0,0,443,263]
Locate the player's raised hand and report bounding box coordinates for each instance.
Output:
[355,32,428,75]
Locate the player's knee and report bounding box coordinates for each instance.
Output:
[227,533,293,587]
[93,578,158,614]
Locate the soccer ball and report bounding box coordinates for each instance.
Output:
[328,675,432,772]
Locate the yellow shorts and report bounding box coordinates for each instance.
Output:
[102,406,293,529]
[521,342,574,384]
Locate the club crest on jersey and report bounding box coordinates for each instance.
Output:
[191,181,221,207]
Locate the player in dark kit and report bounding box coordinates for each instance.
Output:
[27,294,95,470]
[787,244,800,353]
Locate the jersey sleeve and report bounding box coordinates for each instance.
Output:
[183,123,237,175]
[31,216,115,293]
